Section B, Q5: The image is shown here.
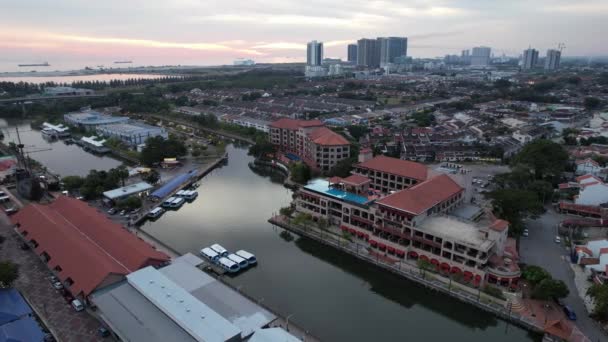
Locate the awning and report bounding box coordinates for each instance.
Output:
[408,251,418,258]
[430,259,439,265]
[377,243,387,250]
[340,226,348,231]
[474,275,482,282]
[440,263,450,270]
[363,234,369,240]
[349,228,357,234]
[370,240,378,247]
[463,271,473,278]
[420,255,429,261]
[488,274,497,280]
[451,266,461,274]
[356,231,365,237]
[387,246,396,253]
[395,250,405,256]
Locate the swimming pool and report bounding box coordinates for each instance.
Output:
[304,179,371,205]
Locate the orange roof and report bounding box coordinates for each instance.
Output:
[576,246,593,256]
[12,196,169,296]
[307,127,350,146]
[377,174,463,215]
[356,155,428,181]
[489,219,509,232]
[269,118,323,130]
[600,247,608,256]
[342,174,371,185]
[576,158,599,166]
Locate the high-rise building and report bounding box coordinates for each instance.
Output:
[307,40,323,66]
[378,37,408,66]
[544,49,561,70]
[522,48,539,70]
[347,44,358,63]
[357,38,380,68]
[470,46,491,66]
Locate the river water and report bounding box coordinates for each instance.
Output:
[0,119,122,177]
[140,145,539,342]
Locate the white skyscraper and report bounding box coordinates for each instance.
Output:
[544,49,561,70]
[470,46,491,66]
[522,48,539,70]
[307,40,323,66]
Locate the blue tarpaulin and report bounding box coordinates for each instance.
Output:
[150,170,197,199]
[0,289,45,342]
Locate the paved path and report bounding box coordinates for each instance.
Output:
[0,214,111,342]
[520,208,607,341]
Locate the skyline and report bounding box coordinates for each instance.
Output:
[1,0,608,70]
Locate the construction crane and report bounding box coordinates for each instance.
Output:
[558,43,566,52]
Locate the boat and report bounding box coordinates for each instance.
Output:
[170,197,185,208]
[200,247,220,263]
[162,197,177,208]
[176,190,198,200]
[147,207,165,219]
[227,253,249,268]
[235,250,257,265]
[114,61,133,64]
[210,244,228,257]
[18,62,50,67]
[218,257,240,273]
[41,128,57,139]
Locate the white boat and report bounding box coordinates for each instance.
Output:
[200,247,220,262]
[162,197,177,208]
[218,257,240,273]
[235,250,257,265]
[176,190,198,200]
[147,207,165,218]
[210,243,228,257]
[170,197,185,208]
[227,253,249,268]
[41,128,57,139]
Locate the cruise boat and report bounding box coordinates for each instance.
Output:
[41,128,58,139]
[218,257,240,273]
[210,243,228,257]
[147,207,165,219]
[200,247,220,263]
[181,190,198,200]
[235,250,257,265]
[170,197,185,208]
[227,253,249,268]
[162,197,177,208]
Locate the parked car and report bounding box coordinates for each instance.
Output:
[98,327,110,338]
[52,281,64,290]
[5,208,18,215]
[48,276,59,284]
[563,306,577,320]
[555,236,561,244]
[20,242,30,250]
[107,208,117,215]
[71,299,85,312]
[119,209,127,216]
[553,297,565,307]
[522,229,529,237]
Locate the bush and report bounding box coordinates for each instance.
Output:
[0,261,19,287]
[116,196,142,210]
[279,206,294,217]
[482,285,505,300]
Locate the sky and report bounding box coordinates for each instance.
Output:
[1,0,607,70]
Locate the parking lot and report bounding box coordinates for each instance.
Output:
[0,213,113,342]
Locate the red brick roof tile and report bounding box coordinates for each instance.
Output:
[356,155,428,181]
[307,127,350,146]
[269,118,323,130]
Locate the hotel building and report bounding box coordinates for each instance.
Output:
[293,155,520,288]
[269,118,351,171]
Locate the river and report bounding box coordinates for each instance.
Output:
[0,73,175,84]
[0,119,122,177]
[140,145,539,342]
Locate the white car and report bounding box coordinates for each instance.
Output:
[555,236,561,243]
[71,299,85,312]
[522,230,529,237]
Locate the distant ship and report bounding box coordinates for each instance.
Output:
[18,62,50,67]
[114,61,133,64]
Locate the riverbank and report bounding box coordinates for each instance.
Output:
[268,214,546,336]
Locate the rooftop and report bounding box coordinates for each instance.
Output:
[304,179,371,205]
[307,126,350,146]
[269,118,323,130]
[64,110,129,125]
[97,122,165,135]
[417,216,494,251]
[377,174,463,215]
[356,155,428,181]
[103,182,153,200]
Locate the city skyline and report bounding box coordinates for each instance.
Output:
[1,0,608,69]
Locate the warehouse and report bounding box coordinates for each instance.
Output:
[96,122,168,147]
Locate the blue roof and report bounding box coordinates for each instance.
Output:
[0,289,31,325]
[0,316,45,342]
[304,179,371,205]
[150,170,197,199]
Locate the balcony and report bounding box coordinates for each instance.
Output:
[487,266,521,278]
[375,225,408,238]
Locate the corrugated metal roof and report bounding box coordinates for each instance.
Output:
[151,170,197,199]
[103,182,153,200]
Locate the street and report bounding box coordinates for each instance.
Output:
[519,207,606,341]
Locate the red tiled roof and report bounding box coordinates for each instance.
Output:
[356,155,428,181]
[342,174,371,185]
[269,118,323,130]
[576,174,603,184]
[489,219,509,232]
[576,158,599,166]
[600,247,608,256]
[307,127,350,146]
[12,196,169,297]
[576,246,593,256]
[0,159,17,172]
[376,174,463,215]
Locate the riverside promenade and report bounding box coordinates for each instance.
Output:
[269,214,559,337]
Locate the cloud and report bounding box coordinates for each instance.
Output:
[546,3,608,14]
[192,13,388,29]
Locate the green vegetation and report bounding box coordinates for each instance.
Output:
[488,189,544,236]
[587,283,608,321]
[327,158,356,178]
[116,196,142,210]
[62,166,130,199]
[0,261,19,287]
[522,265,569,300]
[248,136,276,158]
[512,140,569,181]
[417,259,434,278]
[142,169,160,185]
[292,212,313,226]
[290,162,312,184]
[279,206,294,217]
[411,111,436,127]
[584,97,602,110]
[482,285,506,300]
[140,136,187,166]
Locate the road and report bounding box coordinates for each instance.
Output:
[519,207,606,341]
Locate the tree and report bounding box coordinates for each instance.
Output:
[488,189,544,235]
[248,135,275,158]
[327,158,356,178]
[142,169,160,185]
[417,259,434,279]
[512,140,568,180]
[346,125,370,141]
[532,278,569,300]
[0,261,19,287]
[587,284,608,320]
[115,165,129,187]
[62,175,84,192]
[521,265,551,286]
[290,162,312,184]
[191,148,202,157]
[584,97,602,110]
[116,196,142,210]
[140,136,187,166]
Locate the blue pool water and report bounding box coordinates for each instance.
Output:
[304,179,370,205]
